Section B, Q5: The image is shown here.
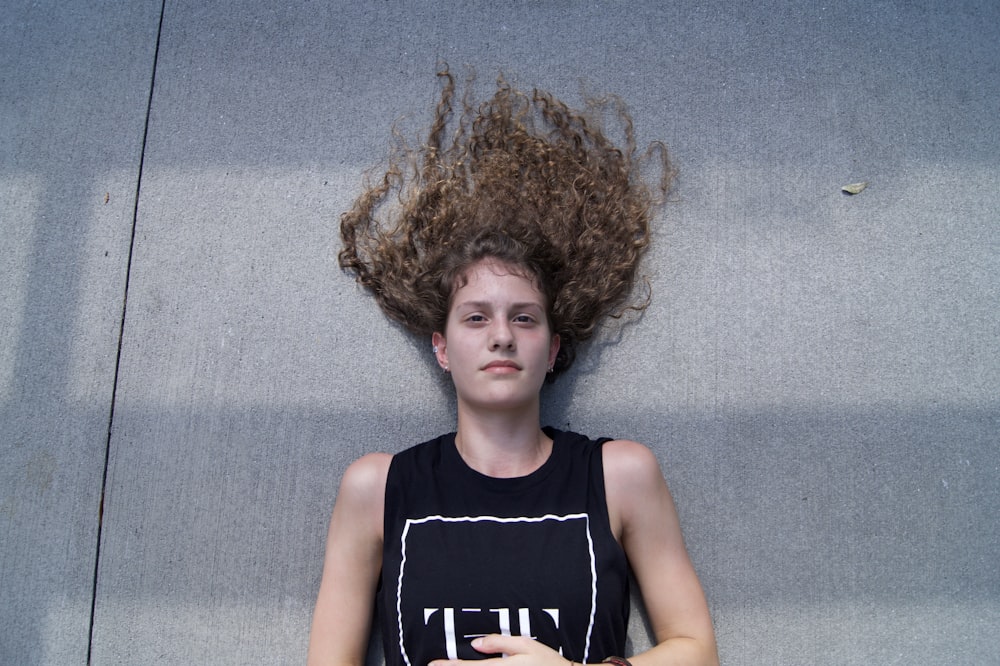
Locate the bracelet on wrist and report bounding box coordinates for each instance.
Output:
[603,657,633,666]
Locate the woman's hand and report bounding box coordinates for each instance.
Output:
[429,634,573,666]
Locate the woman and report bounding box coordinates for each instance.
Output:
[308,68,718,666]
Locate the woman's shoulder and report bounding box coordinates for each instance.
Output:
[339,452,393,503]
[346,451,394,472]
[600,439,666,493]
[599,440,673,542]
[601,438,658,463]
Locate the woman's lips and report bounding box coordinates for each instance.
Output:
[482,360,521,372]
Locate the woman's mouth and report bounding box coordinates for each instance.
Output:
[482,360,521,373]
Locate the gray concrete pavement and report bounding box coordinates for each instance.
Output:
[2,1,998,664]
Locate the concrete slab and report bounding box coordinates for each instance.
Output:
[4,0,996,664]
[0,1,161,663]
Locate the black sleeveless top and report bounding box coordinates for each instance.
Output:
[378,427,629,665]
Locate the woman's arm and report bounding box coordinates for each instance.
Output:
[307,452,391,666]
[603,439,719,666]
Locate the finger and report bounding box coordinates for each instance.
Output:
[427,635,553,665]
[472,634,546,656]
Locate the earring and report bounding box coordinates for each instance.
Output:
[547,365,554,373]
[433,345,439,354]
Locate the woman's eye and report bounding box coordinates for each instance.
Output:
[466,314,487,323]
[513,315,536,324]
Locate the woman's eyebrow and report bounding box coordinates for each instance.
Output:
[509,302,545,311]
[453,300,490,310]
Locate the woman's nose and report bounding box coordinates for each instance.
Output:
[489,321,515,350]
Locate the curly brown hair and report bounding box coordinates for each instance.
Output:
[339,67,671,378]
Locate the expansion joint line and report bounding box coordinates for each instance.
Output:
[86,0,167,662]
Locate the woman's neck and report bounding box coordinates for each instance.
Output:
[453,407,551,479]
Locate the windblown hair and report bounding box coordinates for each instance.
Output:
[339,67,671,378]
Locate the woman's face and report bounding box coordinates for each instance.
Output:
[432,258,560,413]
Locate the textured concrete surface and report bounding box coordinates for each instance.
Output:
[1,1,161,662]
[2,1,998,664]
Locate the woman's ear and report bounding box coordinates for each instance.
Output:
[432,331,448,371]
[548,333,561,371]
